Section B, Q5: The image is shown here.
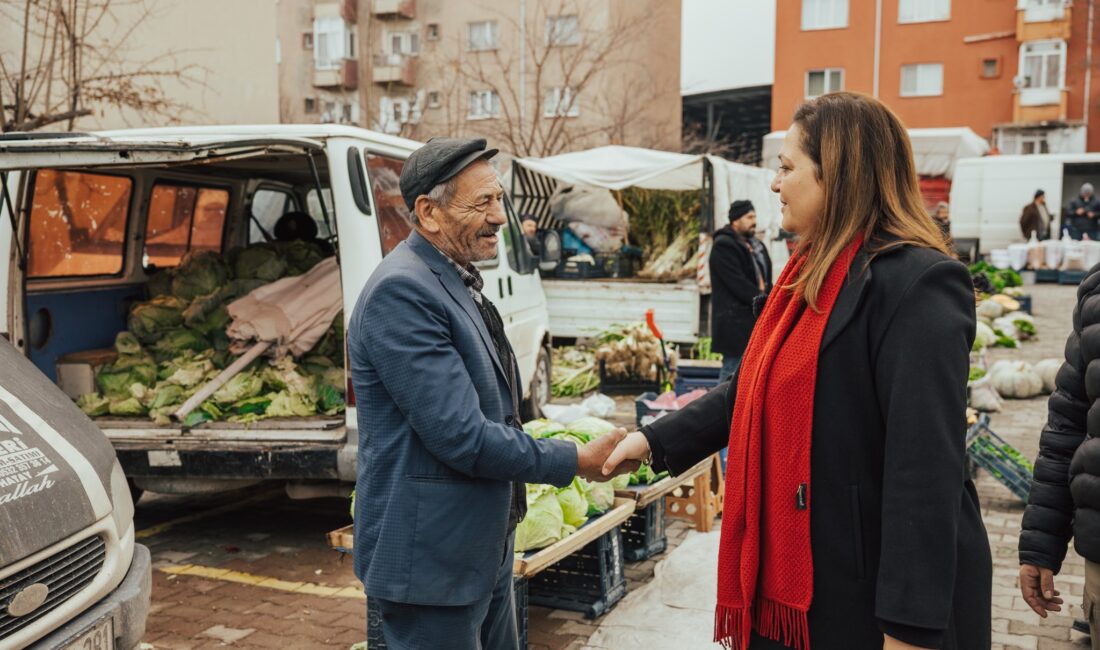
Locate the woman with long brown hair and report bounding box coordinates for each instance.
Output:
[604,92,992,649]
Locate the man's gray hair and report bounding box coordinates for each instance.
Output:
[412,177,459,225]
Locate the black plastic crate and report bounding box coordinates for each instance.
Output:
[528,528,627,619]
[1061,270,1088,285]
[674,374,720,395]
[599,359,661,395]
[555,257,609,279]
[366,577,530,648]
[1016,294,1033,314]
[1035,268,1060,283]
[593,251,640,279]
[620,498,668,562]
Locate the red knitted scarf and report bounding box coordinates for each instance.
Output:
[714,237,863,650]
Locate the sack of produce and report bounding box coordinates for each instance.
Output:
[549,184,628,230]
[989,361,1044,399]
[1034,358,1062,394]
[976,300,1004,323]
[968,375,1004,412]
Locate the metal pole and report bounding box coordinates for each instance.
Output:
[873,0,883,98]
[1085,0,1095,135]
[519,0,527,133]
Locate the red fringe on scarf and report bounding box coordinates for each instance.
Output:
[714,600,810,650]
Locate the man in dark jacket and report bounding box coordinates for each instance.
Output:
[1066,183,1100,240]
[1020,264,1100,646]
[709,200,772,380]
[1020,189,1052,241]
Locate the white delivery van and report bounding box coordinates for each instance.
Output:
[0,125,559,498]
[951,153,1100,254]
[0,333,150,649]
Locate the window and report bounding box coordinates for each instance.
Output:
[543,87,580,117]
[313,16,354,70]
[898,0,950,23]
[998,129,1051,155]
[304,97,316,113]
[28,170,131,278]
[388,31,419,57]
[143,184,228,268]
[249,188,294,244]
[981,58,1001,79]
[467,20,499,51]
[802,0,848,30]
[426,23,440,41]
[427,91,442,108]
[367,154,414,256]
[409,32,419,55]
[302,33,313,49]
[306,188,335,240]
[805,68,843,98]
[546,15,581,46]
[1020,40,1065,90]
[468,90,500,119]
[900,63,944,96]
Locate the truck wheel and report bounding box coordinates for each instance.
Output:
[523,347,552,421]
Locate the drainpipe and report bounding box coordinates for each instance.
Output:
[1086,0,1095,139]
[520,0,527,134]
[873,0,883,97]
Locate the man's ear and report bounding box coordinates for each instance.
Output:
[415,196,440,233]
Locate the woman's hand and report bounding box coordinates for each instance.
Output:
[883,635,929,649]
[602,430,650,477]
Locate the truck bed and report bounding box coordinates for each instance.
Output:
[541,278,701,343]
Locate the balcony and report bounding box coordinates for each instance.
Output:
[373,0,415,20]
[373,54,417,86]
[1013,89,1068,123]
[1016,2,1071,41]
[313,58,359,91]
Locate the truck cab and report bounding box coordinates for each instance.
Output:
[0,125,556,498]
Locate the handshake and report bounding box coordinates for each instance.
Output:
[574,428,656,482]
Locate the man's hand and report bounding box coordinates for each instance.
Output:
[576,429,634,481]
[1077,207,1086,215]
[601,431,651,477]
[1019,564,1064,618]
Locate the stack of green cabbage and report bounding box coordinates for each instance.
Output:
[515,416,666,552]
[77,242,345,425]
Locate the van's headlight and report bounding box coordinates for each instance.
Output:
[109,460,135,536]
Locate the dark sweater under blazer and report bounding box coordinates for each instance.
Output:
[644,242,992,649]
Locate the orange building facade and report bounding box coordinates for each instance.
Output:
[773,0,1100,155]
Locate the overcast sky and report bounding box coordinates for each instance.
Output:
[681,0,776,95]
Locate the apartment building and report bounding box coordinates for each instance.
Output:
[773,0,1100,155]
[277,0,682,155]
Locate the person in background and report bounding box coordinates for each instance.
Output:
[709,200,772,382]
[521,215,541,256]
[931,201,951,242]
[1020,189,1052,241]
[1066,183,1100,240]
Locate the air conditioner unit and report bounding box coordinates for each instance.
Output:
[1013,75,1029,89]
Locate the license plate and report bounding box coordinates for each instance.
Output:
[62,617,114,650]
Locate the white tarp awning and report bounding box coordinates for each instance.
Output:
[761,127,990,180]
[512,145,782,233]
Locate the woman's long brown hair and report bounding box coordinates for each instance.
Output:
[787,91,949,310]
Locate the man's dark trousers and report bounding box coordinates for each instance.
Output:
[375,536,518,650]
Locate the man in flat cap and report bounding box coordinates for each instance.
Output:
[710,199,772,382]
[348,137,628,649]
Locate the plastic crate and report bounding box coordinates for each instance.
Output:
[674,375,720,395]
[620,498,668,562]
[634,392,670,427]
[366,577,529,648]
[593,251,641,279]
[528,528,627,619]
[1015,294,1033,314]
[965,415,1033,503]
[1035,269,1060,283]
[1060,270,1088,285]
[555,257,609,279]
[599,360,661,395]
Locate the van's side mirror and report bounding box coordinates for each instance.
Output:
[537,230,562,272]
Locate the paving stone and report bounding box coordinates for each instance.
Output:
[200,625,255,644]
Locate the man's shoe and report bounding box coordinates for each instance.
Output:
[1073,618,1090,635]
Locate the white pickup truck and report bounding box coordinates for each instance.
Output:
[0,125,560,498]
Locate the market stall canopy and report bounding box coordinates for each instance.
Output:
[512,145,781,232]
[761,128,989,180]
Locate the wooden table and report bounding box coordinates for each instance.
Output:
[512,498,634,577]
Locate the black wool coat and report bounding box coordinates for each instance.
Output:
[710,226,772,357]
[644,243,992,650]
[1020,264,1100,571]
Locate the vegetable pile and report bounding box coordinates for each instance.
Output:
[550,346,599,398]
[619,188,700,282]
[77,243,345,425]
[594,323,665,383]
[969,261,1022,294]
[973,295,1035,351]
[516,417,667,552]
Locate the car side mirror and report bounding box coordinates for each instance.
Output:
[537,230,562,272]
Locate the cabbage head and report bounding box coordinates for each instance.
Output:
[233,244,287,281]
[77,394,110,417]
[171,250,229,300]
[523,419,566,438]
[266,390,317,417]
[581,479,615,515]
[565,417,617,441]
[276,240,327,276]
[149,384,185,410]
[129,295,187,343]
[108,397,146,416]
[557,479,589,528]
[515,485,566,552]
[212,371,264,404]
[152,329,209,360]
[114,332,143,356]
[96,361,156,398]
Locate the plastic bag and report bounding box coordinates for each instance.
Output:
[1026,233,1044,269]
[580,393,616,418]
[549,184,628,229]
[968,376,1004,412]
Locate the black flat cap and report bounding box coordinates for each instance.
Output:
[400,136,498,210]
[728,199,755,222]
